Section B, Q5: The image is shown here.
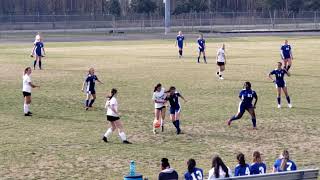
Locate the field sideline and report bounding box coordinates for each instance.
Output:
[0,35,319,179]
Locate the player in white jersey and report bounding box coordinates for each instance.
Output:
[216,44,226,80]
[102,88,131,144]
[22,67,39,116]
[152,83,167,134]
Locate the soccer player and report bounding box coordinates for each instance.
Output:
[102,88,131,144]
[234,153,250,176]
[197,34,207,63]
[81,68,103,110]
[22,67,40,116]
[227,82,258,129]
[158,158,179,180]
[250,151,267,175]
[166,86,187,134]
[273,149,297,172]
[175,31,186,58]
[216,44,226,80]
[184,159,203,180]
[280,40,293,71]
[31,37,46,70]
[152,83,167,134]
[268,62,292,108]
[208,155,232,179]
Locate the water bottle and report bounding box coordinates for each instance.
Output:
[129,160,136,176]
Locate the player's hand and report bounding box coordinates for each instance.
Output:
[30,55,34,58]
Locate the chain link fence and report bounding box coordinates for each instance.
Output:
[0,11,319,32]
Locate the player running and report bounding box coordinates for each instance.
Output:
[81,68,103,110]
[216,44,226,80]
[273,149,297,172]
[166,86,187,135]
[197,34,207,64]
[250,151,267,175]
[152,83,167,134]
[268,62,292,108]
[102,88,132,144]
[227,82,258,129]
[30,37,46,70]
[22,67,40,116]
[184,159,203,180]
[280,40,293,71]
[175,31,186,58]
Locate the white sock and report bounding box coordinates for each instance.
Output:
[119,132,127,141]
[104,128,113,138]
[23,104,28,114]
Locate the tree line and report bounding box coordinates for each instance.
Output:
[0,0,320,16]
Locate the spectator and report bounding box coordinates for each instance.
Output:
[250,151,267,174]
[159,158,178,180]
[273,149,297,172]
[208,155,232,179]
[234,153,250,176]
[184,158,203,180]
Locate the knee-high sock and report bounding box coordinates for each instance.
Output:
[230,115,241,121]
[85,99,89,107]
[104,128,113,138]
[24,104,29,114]
[119,132,127,141]
[204,56,207,63]
[176,120,180,131]
[197,56,200,63]
[277,97,281,105]
[33,60,37,69]
[179,50,182,56]
[287,65,291,71]
[89,99,95,107]
[286,96,291,104]
[39,60,42,69]
[252,118,257,128]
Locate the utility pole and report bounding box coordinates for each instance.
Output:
[164,0,170,35]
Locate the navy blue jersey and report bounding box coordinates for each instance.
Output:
[235,164,250,176]
[250,162,267,175]
[177,35,185,48]
[35,42,44,55]
[273,159,297,172]
[281,44,292,59]
[85,74,98,91]
[184,167,204,180]
[270,69,287,83]
[167,92,181,108]
[239,89,257,105]
[197,38,205,50]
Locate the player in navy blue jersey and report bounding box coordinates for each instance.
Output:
[227,82,258,129]
[81,68,103,110]
[273,149,297,173]
[30,38,46,70]
[175,31,186,58]
[250,151,267,175]
[184,159,204,180]
[197,34,207,63]
[234,153,250,176]
[166,86,187,134]
[269,62,292,108]
[280,40,293,71]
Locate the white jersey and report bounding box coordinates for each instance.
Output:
[22,74,32,93]
[208,166,232,180]
[152,87,166,109]
[217,48,226,62]
[106,97,118,117]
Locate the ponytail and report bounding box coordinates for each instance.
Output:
[161,158,170,169]
[154,83,161,92]
[107,88,117,100]
[237,153,246,167]
[212,155,229,178]
[280,150,290,171]
[187,159,196,174]
[253,151,262,163]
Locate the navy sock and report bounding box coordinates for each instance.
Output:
[252,118,257,128]
[179,50,182,56]
[277,97,281,105]
[230,115,240,121]
[204,56,207,63]
[89,99,95,107]
[287,65,291,71]
[85,100,89,107]
[286,96,291,104]
[34,60,37,69]
[172,121,177,128]
[39,60,42,69]
[197,56,200,63]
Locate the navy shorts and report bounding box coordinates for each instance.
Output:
[87,89,96,94]
[23,91,31,97]
[276,81,286,88]
[217,62,225,66]
[283,55,291,59]
[170,105,181,114]
[107,115,120,122]
[199,48,205,52]
[178,45,183,49]
[36,50,42,57]
[238,103,253,113]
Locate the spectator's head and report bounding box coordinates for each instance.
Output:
[237,153,246,167]
[212,155,229,178]
[280,149,290,171]
[253,151,262,163]
[187,159,196,173]
[161,158,170,170]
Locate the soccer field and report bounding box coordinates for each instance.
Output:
[0,35,319,179]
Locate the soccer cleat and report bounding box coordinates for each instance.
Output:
[227,120,231,126]
[216,72,219,77]
[288,104,292,108]
[177,129,181,135]
[28,111,33,115]
[153,129,157,134]
[85,107,89,111]
[123,140,132,144]
[277,104,281,108]
[102,136,108,143]
[161,126,164,132]
[24,113,32,116]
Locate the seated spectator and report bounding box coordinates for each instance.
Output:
[273,149,297,172]
[250,151,267,174]
[208,155,232,179]
[158,158,179,180]
[184,158,203,180]
[234,153,250,176]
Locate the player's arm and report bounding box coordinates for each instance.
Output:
[29,82,39,88]
[30,45,36,57]
[280,48,284,60]
[97,79,104,84]
[81,80,86,92]
[223,53,226,64]
[290,49,293,60]
[178,93,187,102]
[253,93,258,108]
[268,72,275,82]
[42,46,46,56]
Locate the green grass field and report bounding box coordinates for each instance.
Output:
[0,36,319,179]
